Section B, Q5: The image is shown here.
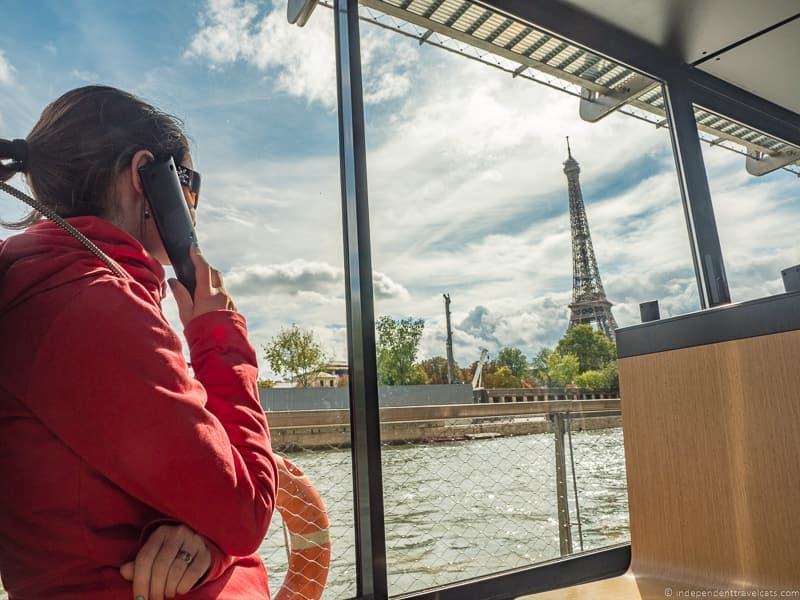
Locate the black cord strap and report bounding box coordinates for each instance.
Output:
[0,181,128,279]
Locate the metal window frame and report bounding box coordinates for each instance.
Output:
[335,0,389,597]
[334,0,800,598]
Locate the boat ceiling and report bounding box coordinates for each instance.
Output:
[352,0,800,171]
[558,0,800,114]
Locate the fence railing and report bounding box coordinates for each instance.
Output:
[261,399,629,598]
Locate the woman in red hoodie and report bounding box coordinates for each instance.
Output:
[0,86,279,599]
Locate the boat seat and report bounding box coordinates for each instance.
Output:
[521,327,800,598]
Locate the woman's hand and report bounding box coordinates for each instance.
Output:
[120,523,213,600]
[169,244,237,328]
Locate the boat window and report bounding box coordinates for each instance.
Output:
[0,5,358,598]
[359,16,694,595]
[696,109,800,303]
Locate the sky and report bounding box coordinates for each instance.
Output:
[1,0,798,380]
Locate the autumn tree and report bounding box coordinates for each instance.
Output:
[376,316,425,385]
[262,324,327,387]
[484,365,522,388]
[417,356,453,385]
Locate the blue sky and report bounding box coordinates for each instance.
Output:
[1,0,798,379]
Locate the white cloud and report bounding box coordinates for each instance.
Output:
[0,50,15,85]
[224,258,408,302]
[71,69,100,82]
[184,0,416,109]
[168,12,800,377]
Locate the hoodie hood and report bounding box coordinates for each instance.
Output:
[0,216,166,315]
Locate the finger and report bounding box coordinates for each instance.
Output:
[168,278,193,325]
[176,552,211,596]
[190,244,211,297]
[164,545,198,599]
[120,561,134,581]
[209,267,223,290]
[209,268,237,312]
[172,535,209,596]
[149,527,189,600]
[133,527,168,600]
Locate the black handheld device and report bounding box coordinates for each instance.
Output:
[138,156,198,297]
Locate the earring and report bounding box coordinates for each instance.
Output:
[144,211,151,219]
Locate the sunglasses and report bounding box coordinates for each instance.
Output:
[175,164,201,209]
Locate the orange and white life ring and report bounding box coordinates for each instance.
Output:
[274,456,332,600]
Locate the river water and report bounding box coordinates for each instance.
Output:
[260,427,630,598]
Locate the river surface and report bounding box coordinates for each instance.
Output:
[260,427,630,598]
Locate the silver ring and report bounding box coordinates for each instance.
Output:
[176,549,194,564]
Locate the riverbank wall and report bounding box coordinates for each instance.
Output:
[266,399,621,451]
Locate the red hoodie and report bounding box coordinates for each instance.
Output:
[0,216,279,598]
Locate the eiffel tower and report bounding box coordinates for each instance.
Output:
[563,137,618,342]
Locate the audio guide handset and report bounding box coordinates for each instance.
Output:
[138,156,198,297]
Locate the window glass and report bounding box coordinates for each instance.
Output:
[698,119,800,303]
[0,3,355,598]
[357,9,695,596]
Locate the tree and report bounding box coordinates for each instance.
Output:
[376,316,425,385]
[574,361,619,391]
[257,379,275,388]
[529,347,553,387]
[484,365,522,388]
[547,352,580,387]
[262,324,327,387]
[556,325,616,373]
[601,361,619,390]
[573,370,606,390]
[496,347,529,378]
[417,356,453,385]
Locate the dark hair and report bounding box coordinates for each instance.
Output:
[0,85,190,229]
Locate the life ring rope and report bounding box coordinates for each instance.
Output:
[274,456,332,600]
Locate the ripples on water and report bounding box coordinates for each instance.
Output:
[261,427,629,598]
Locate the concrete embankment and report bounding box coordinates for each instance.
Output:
[266,399,621,451]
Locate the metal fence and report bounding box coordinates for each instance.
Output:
[259,402,629,598]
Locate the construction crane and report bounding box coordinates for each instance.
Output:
[443,293,458,384]
[471,348,489,390]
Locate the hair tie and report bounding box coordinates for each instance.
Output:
[0,138,29,173]
[10,139,29,172]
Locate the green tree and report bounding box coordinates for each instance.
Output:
[529,347,553,387]
[262,324,327,387]
[496,347,529,378]
[556,325,616,373]
[573,360,619,391]
[547,352,580,387]
[573,370,606,390]
[601,361,619,390]
[417,356,454,385]
[484,365,522,388]
[376,316,425,385]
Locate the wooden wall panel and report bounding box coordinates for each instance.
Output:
[619,329,800,588]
